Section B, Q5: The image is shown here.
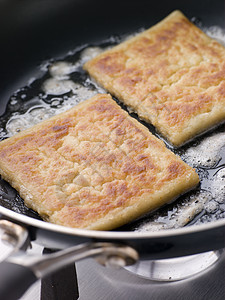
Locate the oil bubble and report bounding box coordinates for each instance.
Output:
[6,117,29,135]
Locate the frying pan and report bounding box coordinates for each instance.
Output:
[0,0,224,299]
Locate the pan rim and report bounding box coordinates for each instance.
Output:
[0,205,224,240]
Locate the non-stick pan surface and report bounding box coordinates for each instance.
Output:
[0,0,224,257]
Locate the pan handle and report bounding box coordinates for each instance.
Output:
[0,220,138,300]
[0,261,37,300]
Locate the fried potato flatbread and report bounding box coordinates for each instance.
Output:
[0,94,199,230]
[84,10,225,146]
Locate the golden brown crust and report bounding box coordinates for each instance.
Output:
[84,10,225,146]
[0,94,199,230]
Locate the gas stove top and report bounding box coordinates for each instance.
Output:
[76,254,225,300]
[0,237,224,300]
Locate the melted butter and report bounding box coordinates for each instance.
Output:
[182,132,225,168]
[204,26,225,46]
[80,46,104,63]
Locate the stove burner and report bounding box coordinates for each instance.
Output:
[125,249,223,281]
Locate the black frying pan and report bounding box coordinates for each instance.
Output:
[0,1,225,299]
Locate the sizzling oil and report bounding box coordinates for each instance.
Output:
[0,27,224,230]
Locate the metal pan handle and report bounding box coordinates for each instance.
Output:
[0,220,138,300]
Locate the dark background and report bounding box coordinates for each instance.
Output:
[0,0,224,115]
